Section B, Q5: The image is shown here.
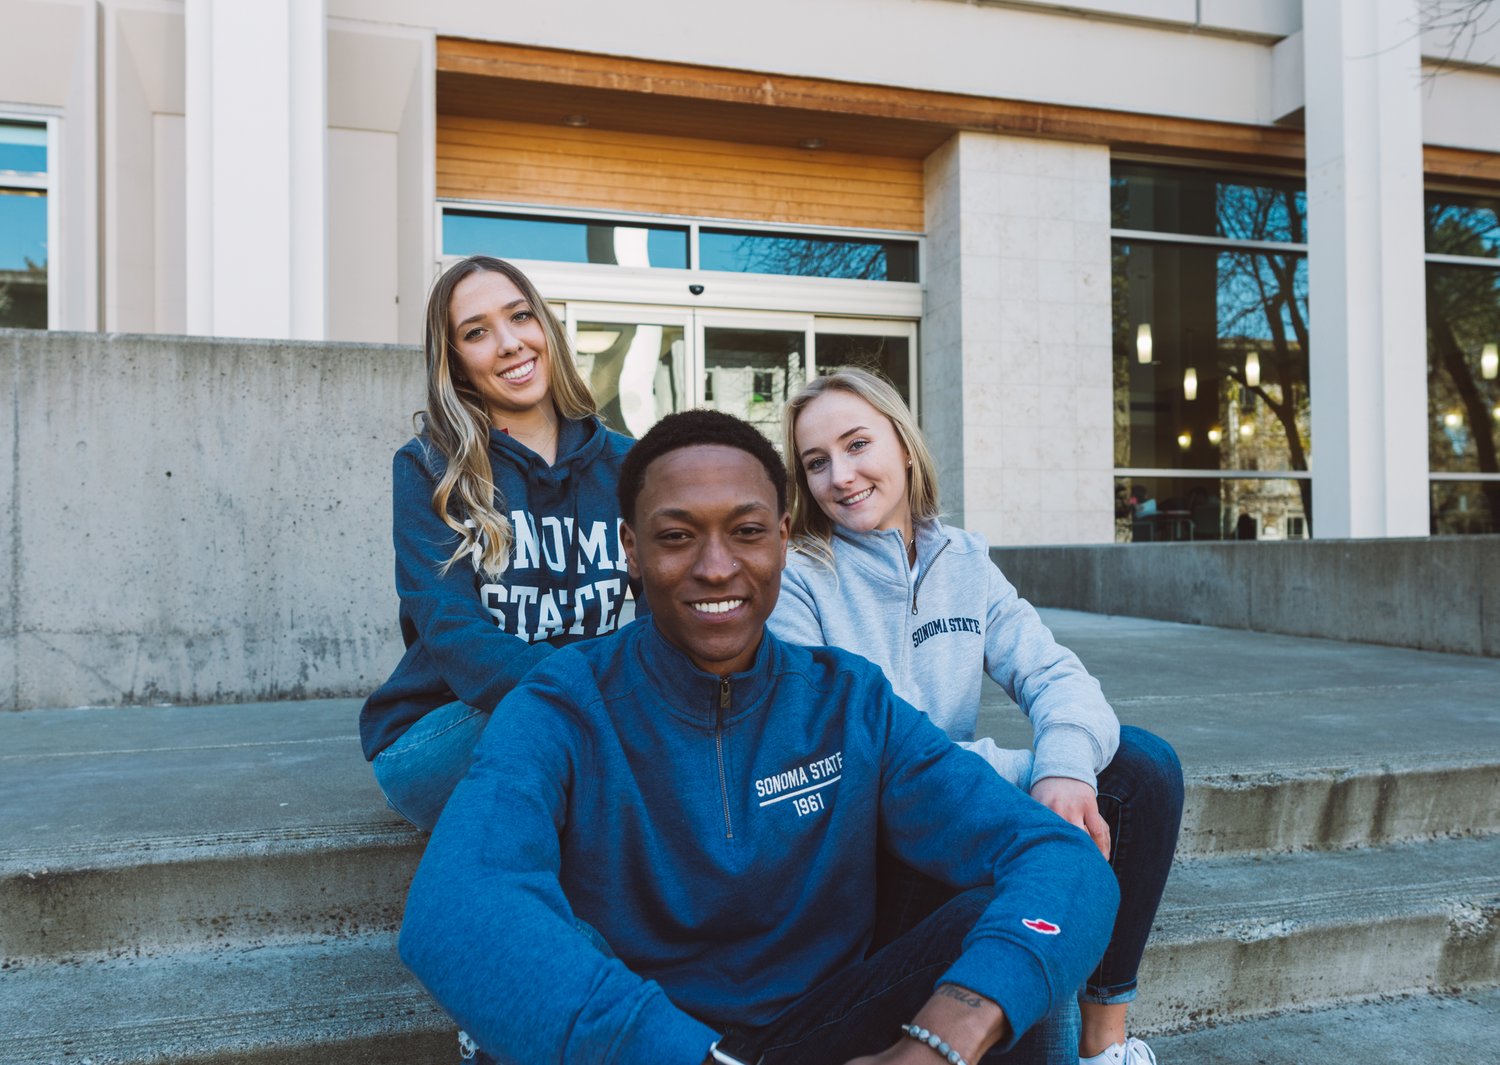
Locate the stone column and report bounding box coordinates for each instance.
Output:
[185,0,327,340]
[922,132,1114,546]
[1304,0,1429,537]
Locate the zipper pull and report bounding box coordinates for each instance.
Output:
[719,677,731,711]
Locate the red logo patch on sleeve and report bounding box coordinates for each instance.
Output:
[1022,918,1060,935]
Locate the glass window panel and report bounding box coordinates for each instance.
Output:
[700,229,918,282]
[1426,262,1500,474]
[442,210,688,268]
[814,332,911,404]
[574,321,686,438]
[1113,241,1311,475]
[1425,191,1500,259]
[0,120,46,174]
[1111,163,1307,243]
[1430,480,1498,535]
[703,327,806,441]
[1114,476,1311,542]
[0,188,47,328]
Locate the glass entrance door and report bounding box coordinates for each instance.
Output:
[567,307,690,439]
[566,305,916,442]
[698,313,813,441]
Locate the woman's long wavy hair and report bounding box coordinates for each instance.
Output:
[420,255,597,578]
[782,368,940,568]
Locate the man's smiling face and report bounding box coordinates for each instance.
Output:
[622,444,790,677]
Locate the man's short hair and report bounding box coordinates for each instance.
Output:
[619,409,788,525]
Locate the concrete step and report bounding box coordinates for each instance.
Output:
[0,699,423,963]
[0,934,450,1065]
[984,609,1500,856]
[5,692,1495,963]
[1144,986,1500,1063]
[1133,833,1500,1032]
[4,836,1493,1065]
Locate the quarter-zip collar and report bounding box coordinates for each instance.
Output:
[635,617,777,728]
[830,520,950,586]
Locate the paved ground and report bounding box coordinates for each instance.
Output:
[981,609,1500,775]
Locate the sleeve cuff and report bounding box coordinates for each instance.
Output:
[1030,725,1105,791]
[938,938,1053,1053]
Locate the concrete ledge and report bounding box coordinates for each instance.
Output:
[993,538,1500,656]
[2,329,420,711]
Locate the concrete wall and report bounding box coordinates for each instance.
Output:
[924,133,1115,546]
[993,538,1500,657]
[1,329,418,710]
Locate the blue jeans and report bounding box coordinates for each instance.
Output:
[873,727,1183,1008]
[370,700,488,832]
[1084,726,1183,1004]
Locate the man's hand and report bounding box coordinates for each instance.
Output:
[842,984,1008,1065]
[1030,776,1111,860]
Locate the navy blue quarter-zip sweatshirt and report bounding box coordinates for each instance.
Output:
[360,415,635,759]
[399,618,1119,1065]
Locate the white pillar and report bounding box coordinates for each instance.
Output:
[185,0,327,340]
[1304,0,1429,538]
[923,132,1114,547]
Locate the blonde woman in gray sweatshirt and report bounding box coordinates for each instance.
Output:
[768,369,1183,1065]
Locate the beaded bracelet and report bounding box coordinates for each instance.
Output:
[899,1023,971,1065]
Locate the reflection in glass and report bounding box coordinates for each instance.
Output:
[0,188,47,328]
[443,210,689,269]
[1114,477,1310,543]
[0,120,46,174]
[1431,481,1496,535]
[703,327,806,441]
[1426,257,1500,528]
[1111,163,1307,243]
[574,322,685,438]
[1425,191,1500,259]
[700,229,918,282]
[1114,240,1311,524]
[815,333,911,403]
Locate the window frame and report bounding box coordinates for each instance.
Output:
[1422,184,1494,495]
[0,109,58,329]
[1110,159,1312,486]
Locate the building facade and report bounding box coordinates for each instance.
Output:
[3,0,1498,544]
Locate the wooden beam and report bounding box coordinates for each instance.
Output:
[437,38,1307,164]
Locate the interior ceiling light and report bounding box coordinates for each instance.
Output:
[1135,324,1153,365]
[1244,350,1261,388]
[1207,427,1223,445]
[574,329,621,355]
[1482,342,1498,380]
[563,114,589,127]
[1444,411,1463,428]
[1183,367,1198,401]
[798,137,825,150]
[1177,431,1192,450]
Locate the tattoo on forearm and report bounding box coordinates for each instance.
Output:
[937,984,983,1008]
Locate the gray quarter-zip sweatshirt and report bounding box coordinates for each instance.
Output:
[768,520,1118,790]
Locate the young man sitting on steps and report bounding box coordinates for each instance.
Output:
[399,409,1119,1065]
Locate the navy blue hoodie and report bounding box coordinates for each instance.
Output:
[399,618,1119,1064]
[360,415,634,759]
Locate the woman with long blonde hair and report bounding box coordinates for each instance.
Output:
[361,256,636,831]
[770,369,1183,1065]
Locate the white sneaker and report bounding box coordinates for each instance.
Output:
[1080,1036,1159,1065]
